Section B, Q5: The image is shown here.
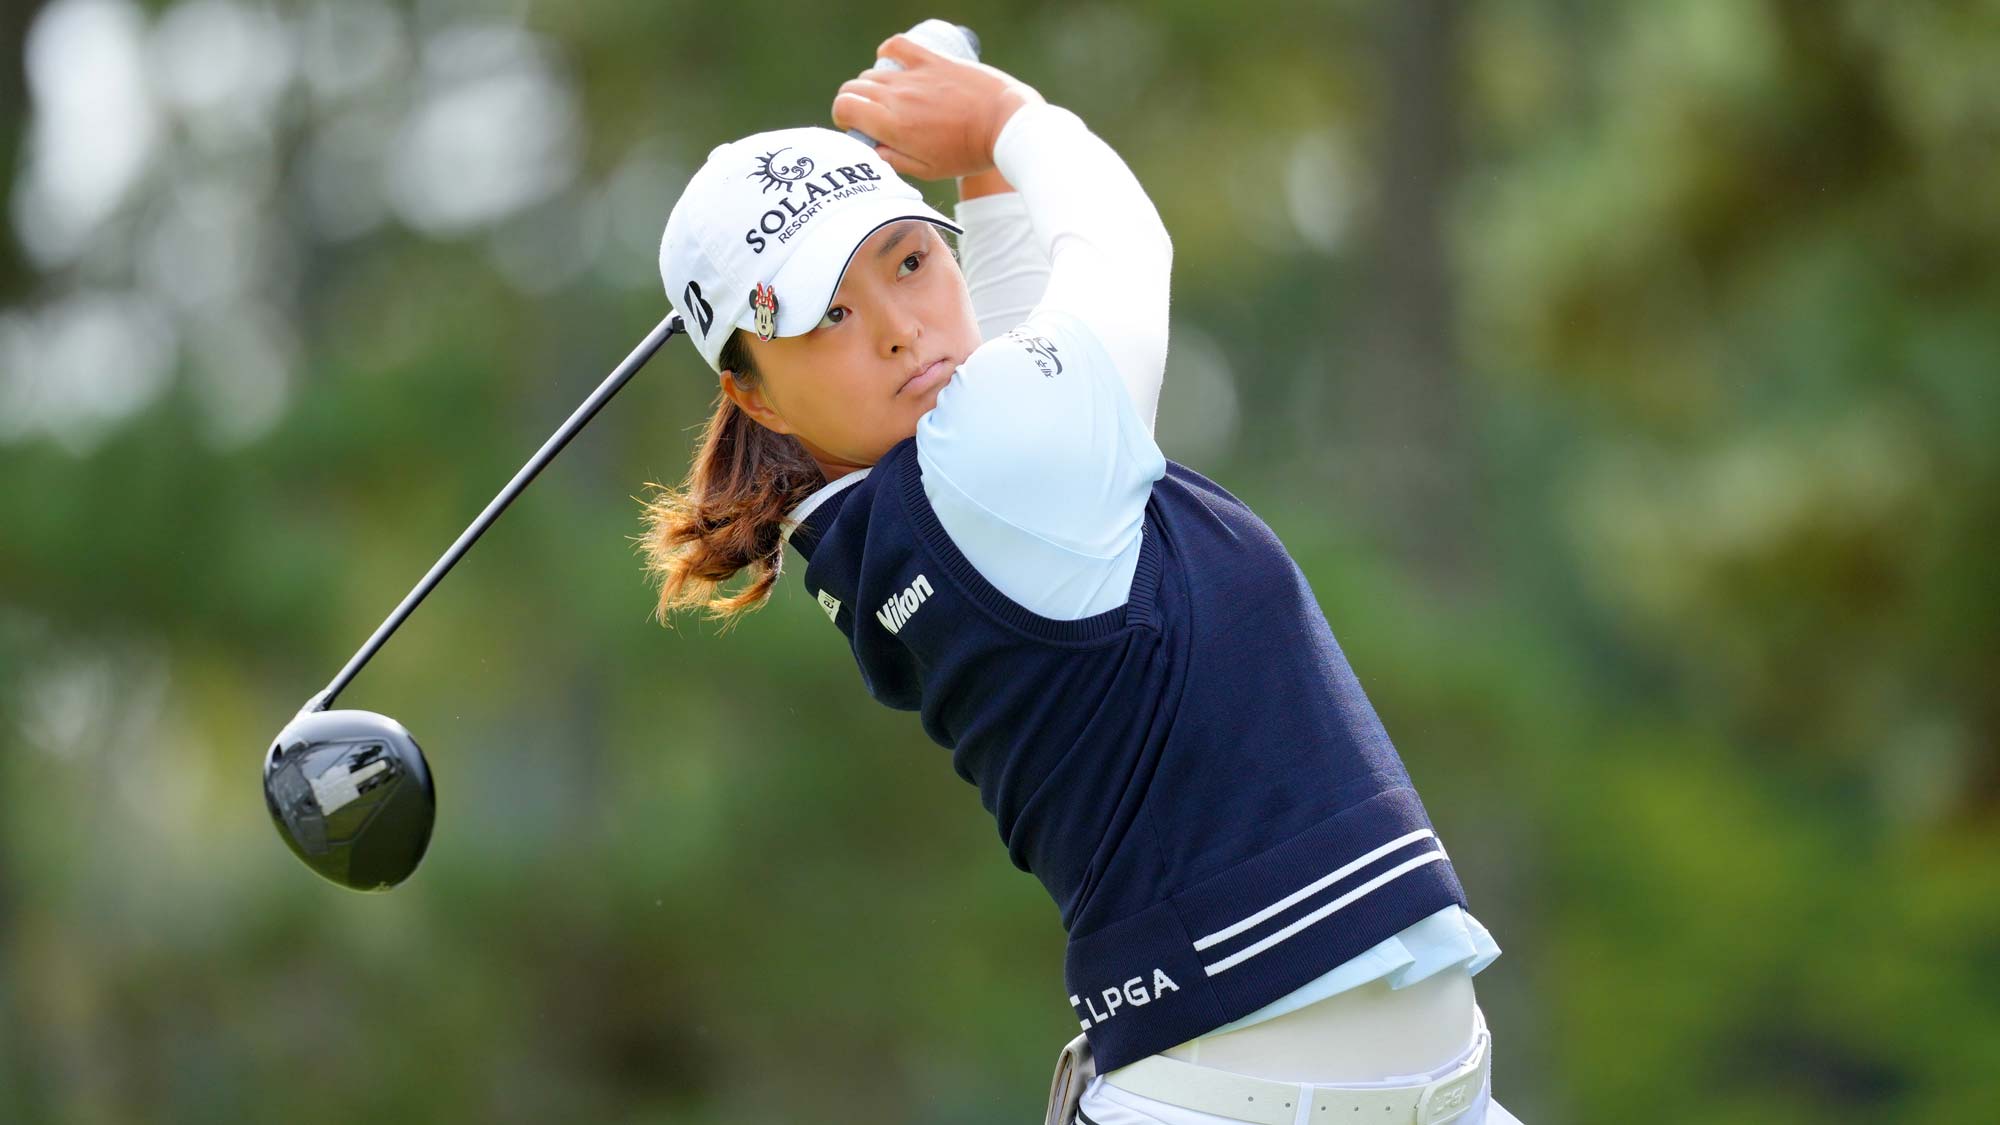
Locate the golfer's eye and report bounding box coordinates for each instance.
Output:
[899,251,924,278]
[817,306,848,330]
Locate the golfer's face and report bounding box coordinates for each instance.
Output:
[741,220,980,470]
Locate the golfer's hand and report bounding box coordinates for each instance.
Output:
[831,34,1045,181]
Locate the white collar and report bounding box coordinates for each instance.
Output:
[780,467,872,545]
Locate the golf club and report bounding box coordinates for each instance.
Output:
[844,20,980,149]
[263,312,685,892]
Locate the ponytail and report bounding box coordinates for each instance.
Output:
[637,331,826,626]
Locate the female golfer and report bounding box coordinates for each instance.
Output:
[647,35,1519,1125]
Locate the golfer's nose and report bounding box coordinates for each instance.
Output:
[879,300,921,357]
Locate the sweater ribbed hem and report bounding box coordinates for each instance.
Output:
[1062,787,1467,1073]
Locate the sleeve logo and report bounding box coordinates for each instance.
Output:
[1007,330,1062,377]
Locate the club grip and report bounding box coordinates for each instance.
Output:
[846,20,981,149]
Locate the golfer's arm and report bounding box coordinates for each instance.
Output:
[991,102,1172,431]
[953,173,1055,344]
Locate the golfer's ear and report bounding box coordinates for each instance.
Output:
[721,371,793,435]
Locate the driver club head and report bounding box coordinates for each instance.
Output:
[263,709,435,892]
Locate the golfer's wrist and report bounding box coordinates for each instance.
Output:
[958,167,1015,201]
[984,88,1041,165]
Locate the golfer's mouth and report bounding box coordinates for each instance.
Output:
[899,357,953,397]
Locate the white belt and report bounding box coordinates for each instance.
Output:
[1102,1026,1488,1125]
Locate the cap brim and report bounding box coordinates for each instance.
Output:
[752,195,963,340]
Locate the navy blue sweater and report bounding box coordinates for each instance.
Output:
[789,440,1469,1072]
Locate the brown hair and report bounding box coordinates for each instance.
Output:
[637,330,826,625]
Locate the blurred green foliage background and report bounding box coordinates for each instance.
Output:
[3,1,1996,1121]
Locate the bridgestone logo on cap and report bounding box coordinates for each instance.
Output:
[682,281,714,337]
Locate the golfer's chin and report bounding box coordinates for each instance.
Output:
[909,383,949,419]
[821,394,951,471]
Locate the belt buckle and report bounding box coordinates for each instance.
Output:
[1414,1031,1488,1125]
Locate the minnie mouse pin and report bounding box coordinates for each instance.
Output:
[751,282,779,341]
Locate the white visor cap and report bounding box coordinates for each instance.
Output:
[659,125,963,372]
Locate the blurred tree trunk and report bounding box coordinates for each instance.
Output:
[0,0,46,299]
[1353,0,1487,593]
[533,300,613,838]
[1359,9,1543,1112]
[0,4,46,1106]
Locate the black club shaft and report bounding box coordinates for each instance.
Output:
[301,313,684,716]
